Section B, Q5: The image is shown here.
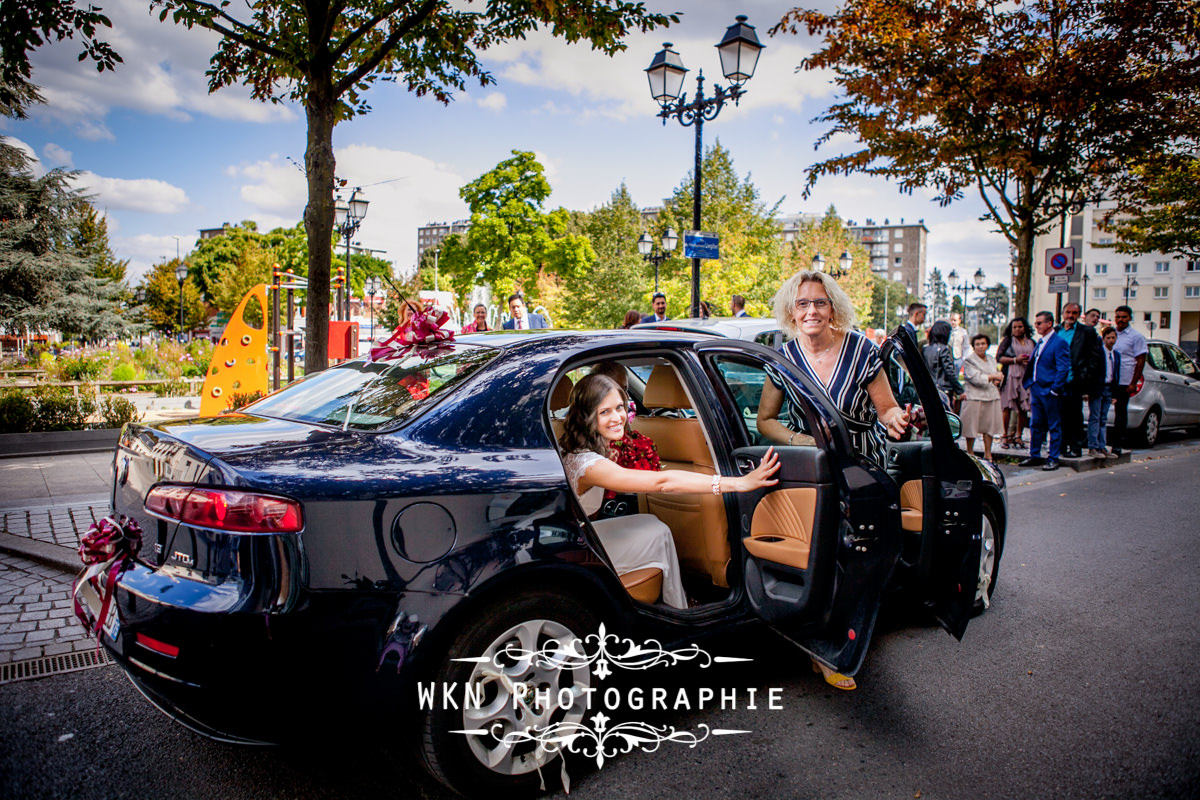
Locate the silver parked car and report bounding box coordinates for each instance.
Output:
[632,316,784,348]
[1110,339,1200,446]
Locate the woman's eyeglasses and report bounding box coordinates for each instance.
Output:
[794,298,830,310]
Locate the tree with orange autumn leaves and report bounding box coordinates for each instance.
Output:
[772,0,1199,318]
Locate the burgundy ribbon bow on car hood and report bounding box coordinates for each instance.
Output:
[368,306,455,362]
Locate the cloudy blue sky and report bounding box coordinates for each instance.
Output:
[4,0,1011,292]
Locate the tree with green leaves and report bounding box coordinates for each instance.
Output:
[655,141,785,319]
[138,257,207,336]
[0,141,130,340]
[0,0,121,118]
[925,267,949,322]
[557,183,649,328]
[153,0,674,370]
[1102,151,1200,260]
[865,274,920,332]
[436,150,597,316]
[773,0,1200,319]
[69,201,128,283]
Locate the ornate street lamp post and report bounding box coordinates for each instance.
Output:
[334,188,369,321]
[174,262,188,342]
[637,228,678,293]
[365,277,381,341]
[1124,275,1139,303]
[646,16,763,317]
[948,268,986,331]
[812,250,852,279]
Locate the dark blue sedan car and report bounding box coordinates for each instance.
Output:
[75,327,1005,797]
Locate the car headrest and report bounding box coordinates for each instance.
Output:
[643,366,692,409]
[550,374,574,412]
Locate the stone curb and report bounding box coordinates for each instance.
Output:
[0,531,79,574]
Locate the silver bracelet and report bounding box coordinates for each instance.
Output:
[711,473,721,494]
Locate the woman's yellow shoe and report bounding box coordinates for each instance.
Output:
[812,658,857,691]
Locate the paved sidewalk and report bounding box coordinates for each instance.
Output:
[0,551,96,663]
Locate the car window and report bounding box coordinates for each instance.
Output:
[754,330,782,349]
[243,345,497,430]
[1147,343,1171,372]
[1166,345,1197,377]
[712,356,813,446]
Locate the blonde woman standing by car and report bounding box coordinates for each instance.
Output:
[961,333,1004,461]
[756,269,909,691]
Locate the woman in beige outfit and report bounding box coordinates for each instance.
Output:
[961,333,1004,461]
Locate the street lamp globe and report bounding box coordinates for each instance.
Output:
[812,253,826,273]
[175,263,188,283]
[662,228,678,252]
[645,43,688,106]
[334,196,350,228]
[838,250,853,275]
[638,232,653,256]
[972,268,986,288]
[948,269,959,285]
[349,192,369,222]
[716,15,764,88]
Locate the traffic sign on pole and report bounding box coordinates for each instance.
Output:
[1045,247,1075,276]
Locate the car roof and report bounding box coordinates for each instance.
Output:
[631,316,780,340]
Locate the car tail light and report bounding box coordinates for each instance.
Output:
[145,485,303,533]
[1130,375,1144,397]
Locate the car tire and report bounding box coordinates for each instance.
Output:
[973,505,1003,615]
[1138,407,1161,447]
[419,590,600,797]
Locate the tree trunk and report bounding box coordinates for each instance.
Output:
[1013,218,1035,320]
[303,82,336,374]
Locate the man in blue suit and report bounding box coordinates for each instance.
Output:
[501,294,549,330]
[1019,311,1071,470]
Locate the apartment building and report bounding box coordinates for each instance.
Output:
[417,219,471,265]
[1029,202,1199,357]
[846,218,929,296]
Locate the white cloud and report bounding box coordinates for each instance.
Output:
[72,172,190,213]
[25,0,297,135]
[41,143,73,167]
[230,145,469,275]
[2,137,44,175]
[477,92,508,111]
[115,232,194,281]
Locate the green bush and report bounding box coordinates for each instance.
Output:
[0,389,36,434]
[55,355,104,382]
[99,396,142,429]
[31,386,95,431]
[155,379,190,398]
[110,363,140,382]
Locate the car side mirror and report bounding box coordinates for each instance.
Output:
[946,412,962,440]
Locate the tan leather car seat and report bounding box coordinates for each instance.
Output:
[900,479,923,532]
[630,366,730,587]
[549,374,573,441]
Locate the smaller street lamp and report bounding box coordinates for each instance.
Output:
[174,262,188,341]
[637,228,678,292]
[811,253,826,274]
[813,251,853,279]
[365,277,381,341]
[1124,275,1139,302]
[334,188,369,320]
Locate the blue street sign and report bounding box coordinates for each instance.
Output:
[683,231,720,260]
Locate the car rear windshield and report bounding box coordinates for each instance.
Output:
[243,344,497,431]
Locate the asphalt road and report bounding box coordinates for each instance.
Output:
[3,448,1198,800]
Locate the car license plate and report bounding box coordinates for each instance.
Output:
[102,600,120,641]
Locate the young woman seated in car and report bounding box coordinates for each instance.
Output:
[559,373,780,609]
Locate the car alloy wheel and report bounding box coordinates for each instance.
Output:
[420,590,599,796]
[974,507,1002,614]
[1140,407,1161,447]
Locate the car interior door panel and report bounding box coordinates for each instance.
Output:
[745,488,818,569]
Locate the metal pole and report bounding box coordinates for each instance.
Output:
[883,280,889,332]
[272,269,281,391]
[691,93,704,319]
[345,226,352,322]
[178,279,184,342]
[286,271,295,384]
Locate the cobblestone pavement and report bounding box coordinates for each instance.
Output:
[1,502,105,548]
[0,551,96,664]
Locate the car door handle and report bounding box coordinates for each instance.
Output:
[736,456,758,474]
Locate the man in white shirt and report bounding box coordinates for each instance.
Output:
[730,295,750,317]
[1110,304,1147,455]
[949,312,969,369]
